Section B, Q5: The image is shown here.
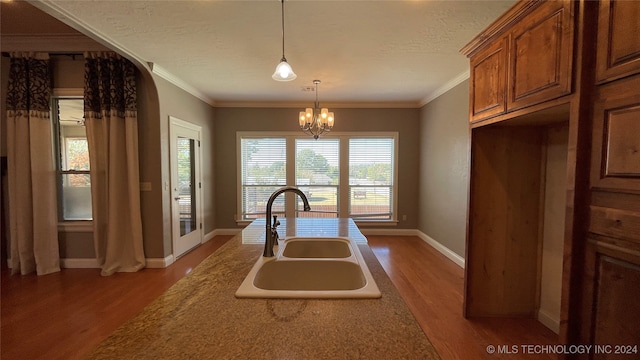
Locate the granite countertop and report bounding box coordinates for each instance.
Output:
[87,218,440,359]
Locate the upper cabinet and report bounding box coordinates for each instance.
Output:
[462,0,575,125]
[469,38,508,122]
[596,0,640,83]
[507,0,574,111]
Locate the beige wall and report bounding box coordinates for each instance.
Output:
[151,75,216,257]
[538,124,568,333]
[214,107,420,229]
[418,80,470,257]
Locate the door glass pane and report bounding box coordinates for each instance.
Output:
[177,137,196,236]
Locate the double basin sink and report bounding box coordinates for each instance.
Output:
[235,237,381,299]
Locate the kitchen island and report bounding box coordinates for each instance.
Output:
[87,218,440,359]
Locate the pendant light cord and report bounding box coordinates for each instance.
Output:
[280,0,286,60]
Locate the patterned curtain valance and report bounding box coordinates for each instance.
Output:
[6,52,51,115]
[84,52,137,119]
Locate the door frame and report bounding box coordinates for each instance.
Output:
[169,116,203,258]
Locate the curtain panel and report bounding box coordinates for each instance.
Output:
[6,52,60,275]
[84,52,145,276]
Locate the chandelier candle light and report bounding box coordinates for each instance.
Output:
[299,80,334,140]
[272,0,296,81]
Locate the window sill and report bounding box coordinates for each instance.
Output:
[58,221,93,232]
[354,219,399,227]
[234,218,399,227]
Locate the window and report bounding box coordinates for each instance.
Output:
[53,97,92,221]
[349,138,394,220]
[238,133,397,223]
[240,137,286,220]
[295,138,339,218]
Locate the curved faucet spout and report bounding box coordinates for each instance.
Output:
[264,186,311,257]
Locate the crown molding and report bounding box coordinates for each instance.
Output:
[148,63,215,106]
[214,101,422,109]
[419,69,470,107]
[28,1,146,67]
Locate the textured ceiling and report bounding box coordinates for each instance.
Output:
[6,0,515,107]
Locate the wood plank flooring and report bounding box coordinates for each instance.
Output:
[1,235,558,359]
[368,235,558,360]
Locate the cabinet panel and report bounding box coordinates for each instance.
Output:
[590,206,640,244]
[507,0,573,111]
[465,126,544,317]
[593,254,640,353]
[469,38,508,122]
[596,0,640,83]
[591,75,640,192]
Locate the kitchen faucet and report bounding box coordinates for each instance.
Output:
[264,186,311,257]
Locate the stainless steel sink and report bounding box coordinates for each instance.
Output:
[235,236,381,299]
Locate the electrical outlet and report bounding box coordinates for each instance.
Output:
[140,182,152,191]
[402,215,407,221]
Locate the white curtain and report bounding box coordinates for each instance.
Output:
[84,52,145,276]
[6,52,60,275]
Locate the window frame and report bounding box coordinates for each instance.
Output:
[236,131,398,226]
[52,94,93,230]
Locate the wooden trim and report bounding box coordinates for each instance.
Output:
[461,0,544,57]
[471,96,571,128]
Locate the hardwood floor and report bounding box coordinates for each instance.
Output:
[1,235,557,360]
[368,235,558,360]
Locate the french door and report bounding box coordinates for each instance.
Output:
[170,117,203,258]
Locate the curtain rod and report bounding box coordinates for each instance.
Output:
[1,52,84,59]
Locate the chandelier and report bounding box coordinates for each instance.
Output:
[272,0,296,81]
[299,80,334,140]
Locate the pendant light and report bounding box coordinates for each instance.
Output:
[272,0,296,81]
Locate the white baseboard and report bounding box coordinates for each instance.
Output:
[415,231,465,269]
[203,230,216,243]
[211,228,243,236]
[359,228,465,269]
[537,309,560,334]
[146,254,174,268]
[9,227,465,271]
[360,228,418,236]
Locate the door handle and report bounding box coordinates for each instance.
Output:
[174,197,180,201]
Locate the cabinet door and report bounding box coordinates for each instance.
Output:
[591,75,640,192]
[596,0,640,83]
[468,38,508,123]
[507,0,574,111]
[580,239,640,352]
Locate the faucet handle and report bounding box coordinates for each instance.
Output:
[272,215,280,228]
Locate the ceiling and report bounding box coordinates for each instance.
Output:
[3,0,515,107]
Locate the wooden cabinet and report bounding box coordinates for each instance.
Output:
[596,0,640,83]
[463,0,640,352]
[463,0,574,124]
[590,75,640,192]
[507,0,574,111]
[469,38,508,122]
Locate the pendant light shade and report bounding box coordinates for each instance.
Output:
[272,0,296,81]
[272,58,296,81]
